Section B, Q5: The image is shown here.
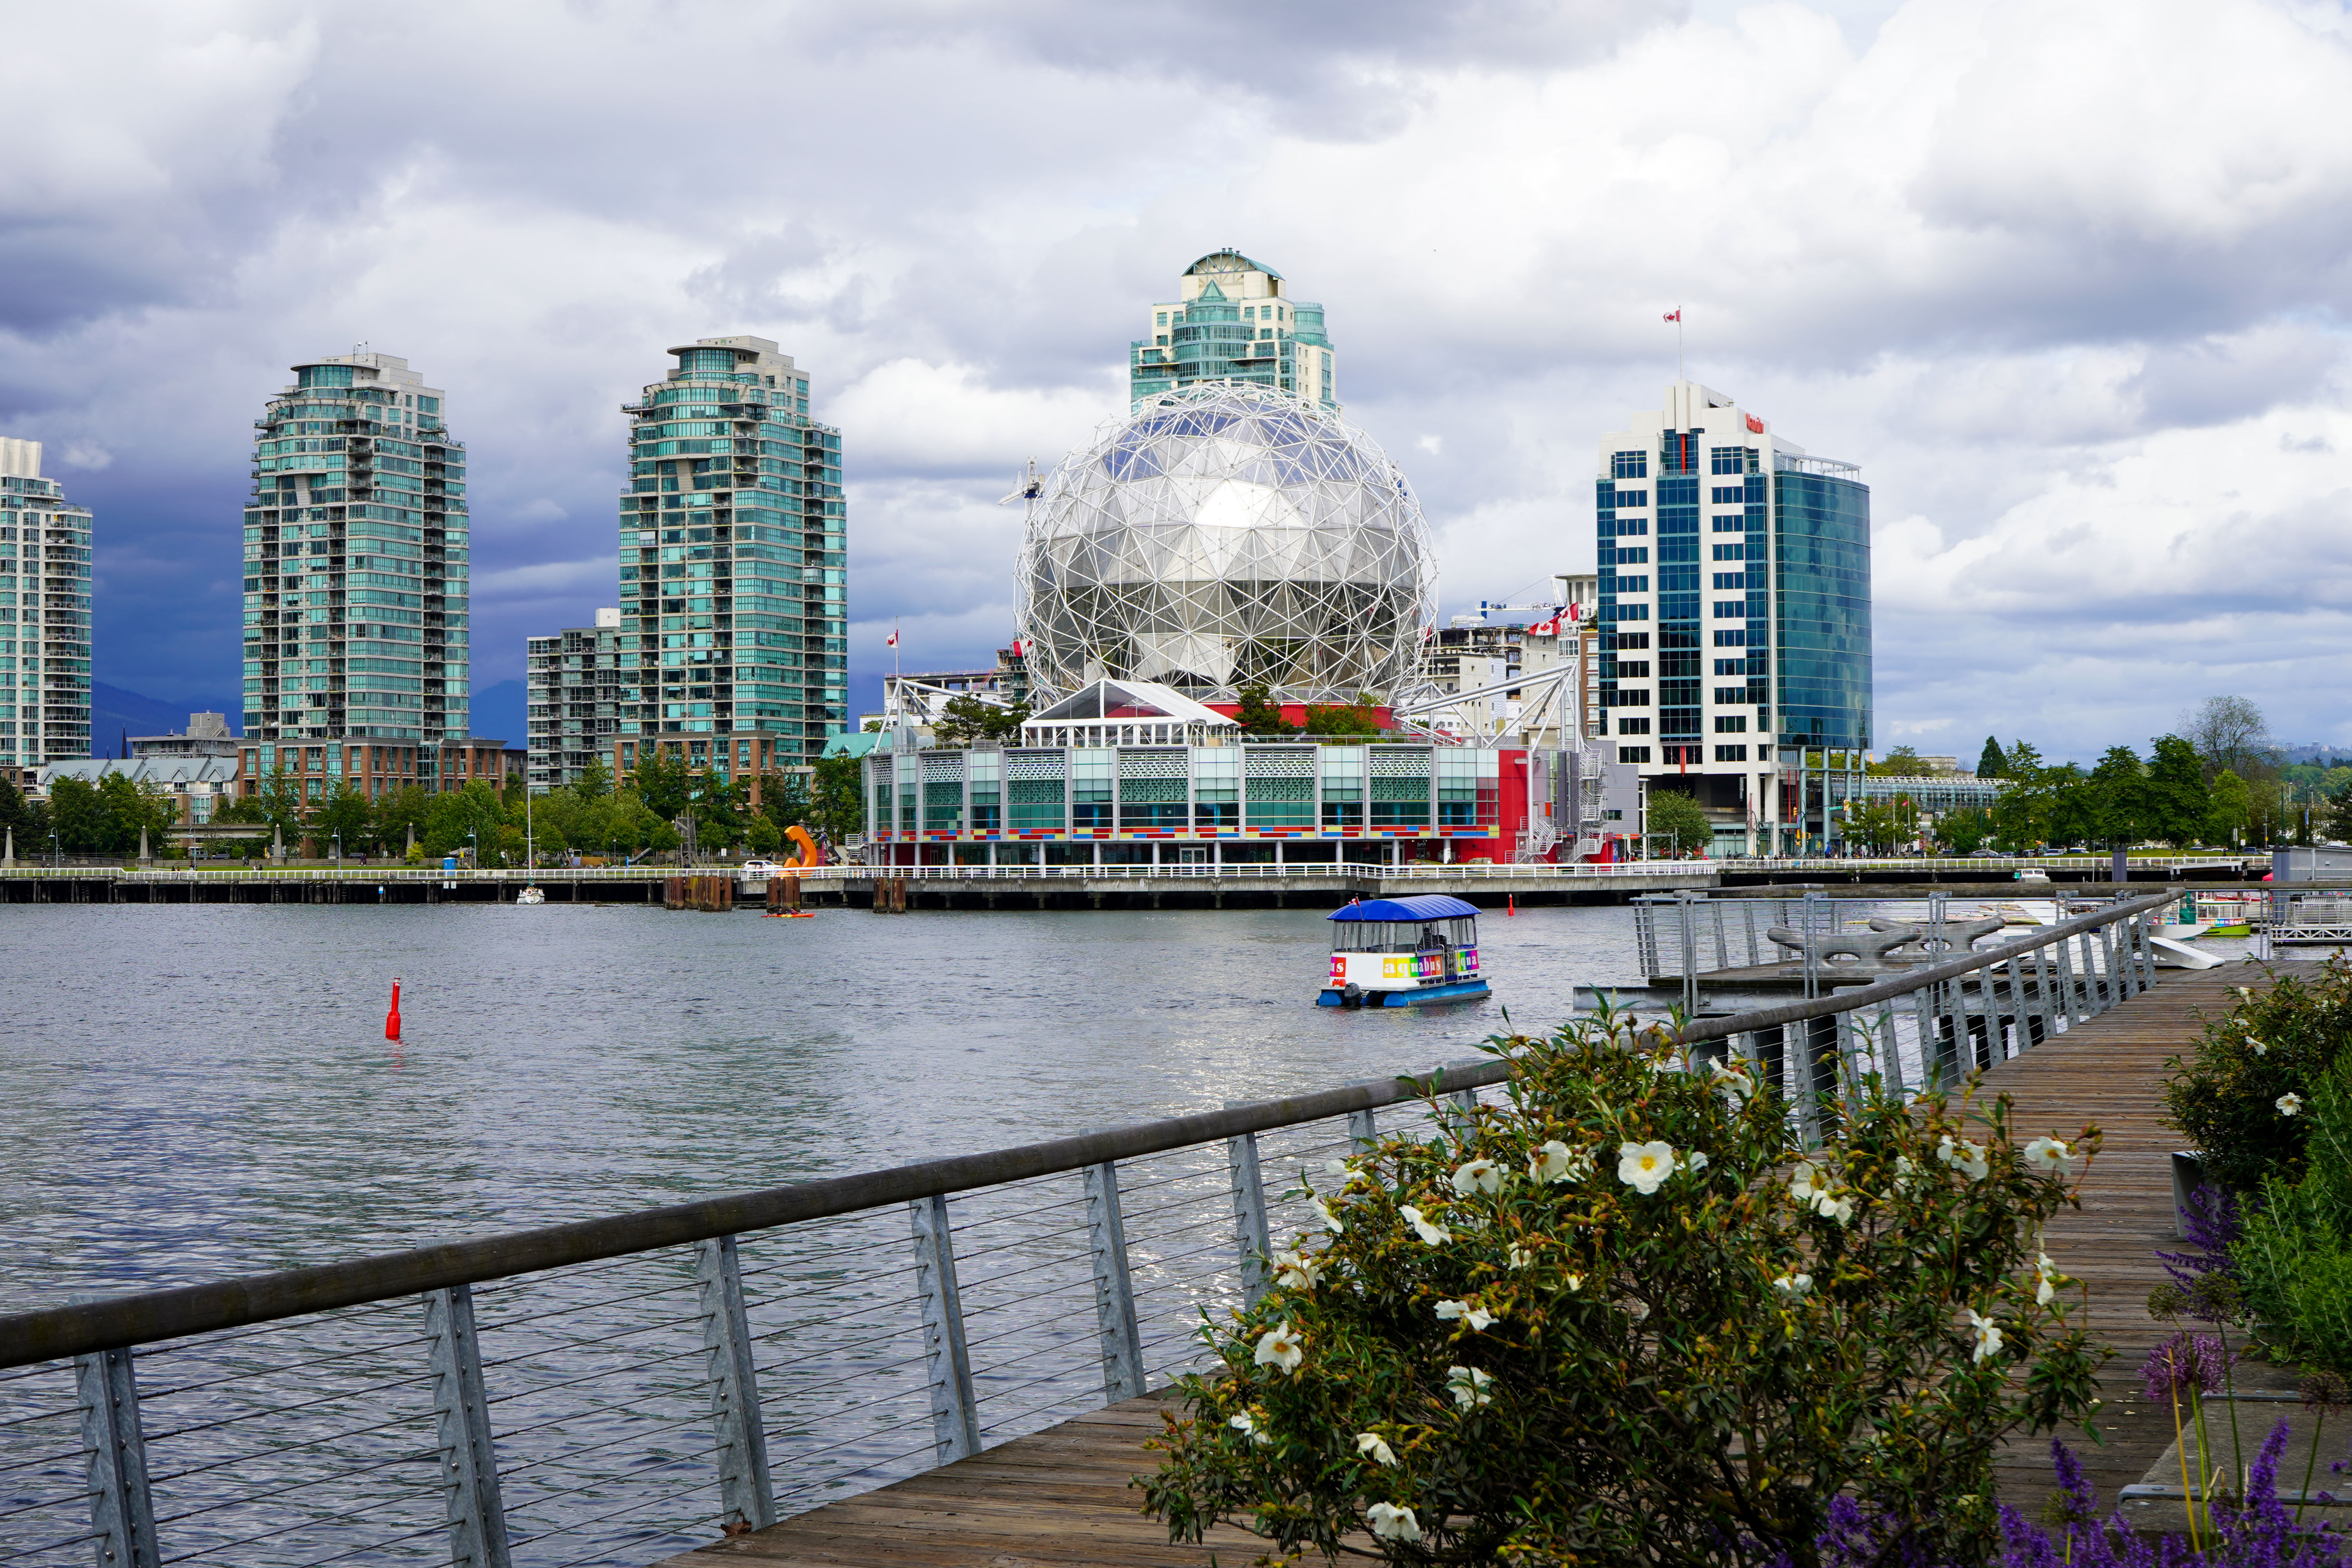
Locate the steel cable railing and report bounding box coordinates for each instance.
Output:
[0,890,2172,1566]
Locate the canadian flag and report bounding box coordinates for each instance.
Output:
[885,628,899,648]
[1662,309,1682,323]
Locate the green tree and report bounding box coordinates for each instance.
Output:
[1992,741,2053,850]
[632,749,693,822]
[755,769,813,832]
[2206,768,2252,847]
[312,781,374,858]
[1849,793,1918,852]
[421,780,508,860]
[1645,788,1713,855]
[2085,744,2148,846]
[47,776,118,855]
[375,784,434,858]
[808,751,865,845]
[0,774,49,851]
[1234,683,1293,737]
[2145,734,2210,847]
[1975,736,2009,778]
[98,772,180,857]
[2042,764,2093,848]
[575,756,612,801]
[1299,696,1385,738]
[933,695,1028,746]
[2182,694,2271,784]
[745,815,782,855]
[1938,807,1992,855]
[1868,746,1930,777]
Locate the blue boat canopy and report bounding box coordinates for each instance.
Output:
[1328,895,1481,923]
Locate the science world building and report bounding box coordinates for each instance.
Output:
[1013,383,1434,706]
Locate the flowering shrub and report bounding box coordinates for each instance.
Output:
[2164,961,2352,1194]
[2237,1059,2352,1378]
[1140,1012,2106,1565]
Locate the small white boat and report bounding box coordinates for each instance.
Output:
[1321,895,1490,1008]
[516,885,546,906]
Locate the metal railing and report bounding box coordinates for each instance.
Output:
[0,891,2174,1566]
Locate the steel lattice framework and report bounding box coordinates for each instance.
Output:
[1014,384,1436,705]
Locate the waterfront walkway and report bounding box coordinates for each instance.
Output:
[648,965,2252,1566]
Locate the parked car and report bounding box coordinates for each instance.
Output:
[737,859,786,878]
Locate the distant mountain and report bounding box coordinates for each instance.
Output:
[470,679,527,748]
[89,682,241,758]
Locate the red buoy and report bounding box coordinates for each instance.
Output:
[1508,894,1517,916]
[386,977,403,1041]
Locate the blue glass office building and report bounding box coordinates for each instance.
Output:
[1595,382,1870,853]
[1129,250,1337,411]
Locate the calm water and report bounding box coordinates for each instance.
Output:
[0,901,1642,1309]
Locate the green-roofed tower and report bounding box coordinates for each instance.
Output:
[1129,249,1336,410]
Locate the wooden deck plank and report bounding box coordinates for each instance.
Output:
[652,964,2245,1565]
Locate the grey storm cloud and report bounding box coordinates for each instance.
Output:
[4,0,2352,753]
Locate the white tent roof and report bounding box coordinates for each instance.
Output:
[1025,677,1239,730]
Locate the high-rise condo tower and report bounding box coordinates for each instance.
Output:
[0,437,93,775]
[1594,381,1871,855]
[1129,250,1337,411]
[239,353,470,780]
[610,337,847,786]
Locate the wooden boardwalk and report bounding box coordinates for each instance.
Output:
[654,965,2260,1566]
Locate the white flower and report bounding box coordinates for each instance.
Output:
[1272,1249,1323,1289]
[1937,1135,1991,1181]
[1434,1298,1496,1331]
[1324,1158,1349,1176]
[1447,1364,1494,1408]
[1617,1140,1679,1195]
[1815,1189,1855,1226]
[1710,1059,1751,1110]
[1228,1411,1272,1446]
[1527,1139,1583,1183]
[1507,1244,1534,1269]
[2023,1137,2074,1178]
[1254,1321,1305,1376]
[2246,1035,2268,1057]
[2235,985,2252,998]
[1451,1158,1503,1196]
[1356,1431,1398,1467]
[1967,1308,2005,1363]
[2034,1252,2062,1307]
[1790,1160,1827,1202]
[1310,1198,1344,1234]
[1563,1272,1585,1292]
[2279,1093,2305,1117]
[1400,1205,1452,1246]
[1771,1267,1813,1298]
[1367,1501,1423,1541]
[1894,1155,1924,1192]
[1686,1150,1711,1174]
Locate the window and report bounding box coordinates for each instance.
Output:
[1711,572,1746,590]
[1713,630,1748,646]
[1710,447,1759,475]
[1612,575,1650,593]
[1713,686,1746,703]
[1711,543,1745,561]
[1608,603,1650,621]
[1618,746,1651,763]
[1714,744,1749,762]
[1714,715,1748,733]
[1612,451,1648,479]
[1713,658,1748,675]
[1613,660,1651,677]
[1613,519,1650,537]
[1609,489,1648,508]
[1713,601,1744,617]
[1617,717,1650,735]
[1611,632,1650,650]
[1244,306,1256,319]
[1156,313,1167,326]
[1712,515,1745,532]
[1613,546,1648,564]
[1607,688,1651,706]
[1710,486,1750,504]
[1662,432,1697,474]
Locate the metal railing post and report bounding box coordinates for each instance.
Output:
[1347,1107,1378,1153]
[909,1194,982,1464]
[76,1341,158,1568]
[2031,938,2058,1038]
[2137,907,2157,990]
[1082,1161,1146,1405]
[1226,1126,1272,1308]
[693,1235,777,1532]
[423,1285,512,1568]
[2053,933,2083,1026]
[1875,1004,1904,1094]
[1911,980,1943,1090]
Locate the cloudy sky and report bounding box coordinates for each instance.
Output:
[5,0,2349,760]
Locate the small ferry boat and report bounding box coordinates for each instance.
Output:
[1319,895,1490,1008]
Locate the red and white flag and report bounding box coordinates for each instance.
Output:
[885,627,899,648]
[1662,309,1682,323]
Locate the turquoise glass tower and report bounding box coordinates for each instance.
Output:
[240,352,469,751]
[0,437,93,770]
[614,337,846,776]
[1129,250,1337,410]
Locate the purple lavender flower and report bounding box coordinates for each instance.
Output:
[2141,1332,2228,1401]
[2157,1183,2243,1296]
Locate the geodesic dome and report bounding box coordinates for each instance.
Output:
[1014,384,1436,705]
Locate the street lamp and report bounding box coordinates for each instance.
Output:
[332,831,341,872]
[466,828,477,869]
